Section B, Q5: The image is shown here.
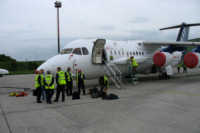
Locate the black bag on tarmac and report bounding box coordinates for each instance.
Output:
[101,92,108,99]
[107,94,119,100]
[72,92,80,100]
[32,89,37,96]
[91,92,100,98]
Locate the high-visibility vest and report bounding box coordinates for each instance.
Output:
[35,74,40,88]
[104,76,109,87]
[177,64,181,68]
[76,73,84,84]
[66,72,72,82]
[58,71,66,85]
[45,75,54,89]
[132,58,138,67]
[40,74,44,86]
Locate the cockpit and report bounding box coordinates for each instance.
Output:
[60,47,89,55]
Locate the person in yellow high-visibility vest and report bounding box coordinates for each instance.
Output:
[54,67,66,102]
[99,76,109,93]
[35,70,42,103]
[177,64,181,73]
[130,56,138,76]
[76,69,86,95]
[40,69,46,100]
[66,67,73,96]
[44,70,54,104]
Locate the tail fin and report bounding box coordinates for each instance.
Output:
[160,22,200,41]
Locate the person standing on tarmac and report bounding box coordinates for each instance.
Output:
[35,70,42,103]
[76,69,86,95]
[66,67,73,96]
[40,69,46,100]
[54,67,66,102]
[177,64,181,73]
[99,76,109,93]
[130,56,138,76]
[44,70,54,104]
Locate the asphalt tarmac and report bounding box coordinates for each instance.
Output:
[0,68,200,133]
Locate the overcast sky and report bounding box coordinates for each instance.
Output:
[0,0,200,61]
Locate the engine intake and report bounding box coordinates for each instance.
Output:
[184,52,199,68]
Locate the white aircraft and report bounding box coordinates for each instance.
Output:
[37,23,200,82]
[0,68,9,77]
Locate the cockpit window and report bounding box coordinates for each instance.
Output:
[81,47,89,55]
[60,48,73,54]
[72,48,82,55]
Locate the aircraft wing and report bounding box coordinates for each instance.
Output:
[142,41,200,46]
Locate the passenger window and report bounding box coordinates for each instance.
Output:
[72,48,82,55]
[110,51,113,55]
[60,48,73,54]
[139,52,141,55]
[142,52,144,55]
[118,51,120,55]
[114,51,117,55]
[122,51,124,55]
[136,52,138,55]
[130,51,132,55]
[133,52,135,55]
[81,47,89,55]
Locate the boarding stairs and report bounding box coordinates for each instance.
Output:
[100,58,126,89]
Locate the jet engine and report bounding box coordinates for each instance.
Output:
[153,52,173,67]
[184,52,200,68]
[153,52,182,67]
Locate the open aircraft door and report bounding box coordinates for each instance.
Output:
[92,39,106,64]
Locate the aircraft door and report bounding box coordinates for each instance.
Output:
[92,39,106,64]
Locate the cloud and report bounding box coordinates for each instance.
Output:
[98,25,115,30]
[128,17,150,23]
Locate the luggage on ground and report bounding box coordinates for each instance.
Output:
[72,92,80,100]
[32,89,37,96]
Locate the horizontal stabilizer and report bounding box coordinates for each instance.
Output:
[160,23,200,30]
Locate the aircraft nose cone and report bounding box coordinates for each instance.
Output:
[37,61,52,72]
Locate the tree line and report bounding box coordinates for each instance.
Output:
[0,54,44,71]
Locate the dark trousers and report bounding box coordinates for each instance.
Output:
[132,66,136,76]
[66,82,72,96]
[178,67,180,73]
[78,82,85,95]
[46,89,54,103]
[101,86,107,93]
[55,85,65,101]
[36,87,42,102]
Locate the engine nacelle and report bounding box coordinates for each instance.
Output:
[153,52,173,67]
[184,52,200,68]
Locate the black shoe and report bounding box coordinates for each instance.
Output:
[53,100,58,102]
[62,100,65,102]
[37,101,42,103]
[49,101,52,104]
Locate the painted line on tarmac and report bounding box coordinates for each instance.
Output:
[160,90,200,96]
[0,104,12,133]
